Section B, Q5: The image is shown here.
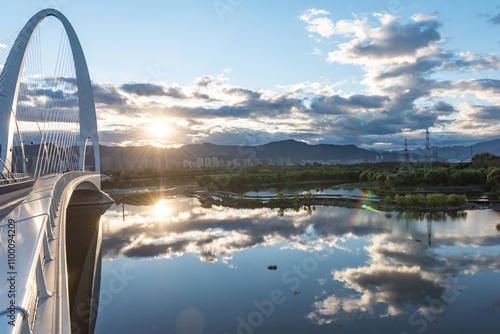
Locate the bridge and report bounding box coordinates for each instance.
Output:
[0,8,112,333]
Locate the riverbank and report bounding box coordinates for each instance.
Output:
[105,185,194,204]
[198,193,497,212]
[105,185,500,212]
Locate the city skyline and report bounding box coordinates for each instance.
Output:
[1,1,499,150]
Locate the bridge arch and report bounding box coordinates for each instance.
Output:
[0,8,100,174]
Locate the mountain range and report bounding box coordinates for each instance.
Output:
[98,138,500,170]
[406,139,500,161]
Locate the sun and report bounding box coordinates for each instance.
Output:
[151,199,172,220]
[147,119,171,138]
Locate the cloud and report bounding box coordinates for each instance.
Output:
[295,9,500,148]
[164,86,188,99]
[43,76,77,87]
[168,95,303,118]
[16,71,500,149]
[460,104,500,123]
[92,82,128,105]
[325,14,441,64]
[299,9,336,38]
[121,83,166,96]
[192,91,219,101]
[307,209,500,324]
[307,263,448,324]
[120,83,188,99]
[196,75,214,87]
[376,57,443,80]
[441,52,500,72]
[488,13,500,25]
[101,202,390,261]
[434,101,455,112]
[100,198,500,329]
[223,87,262,99]
[309,94,388,115]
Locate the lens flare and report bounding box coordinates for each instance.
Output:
[350,189,381,226]
[151,199,172,220]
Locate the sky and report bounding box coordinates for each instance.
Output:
[1,0,500,150]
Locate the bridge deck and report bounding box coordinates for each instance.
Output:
[0,172,107,334]
[0,182,35,220]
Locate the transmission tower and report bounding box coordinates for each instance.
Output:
[404,138,410,169]
[424,129,432,173]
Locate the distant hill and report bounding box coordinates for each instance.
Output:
[17,137,500,171]
[409,138,500,161]
[99,139,400,170]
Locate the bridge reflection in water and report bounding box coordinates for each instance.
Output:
[66,193,111,334]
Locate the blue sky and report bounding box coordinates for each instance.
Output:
[1,0,500,149]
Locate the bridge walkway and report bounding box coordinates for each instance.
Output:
[0,172,110,334]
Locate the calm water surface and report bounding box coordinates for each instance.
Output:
[244,187,378,199]
[94,197,500,334]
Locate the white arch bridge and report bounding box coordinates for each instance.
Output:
[0,9,112,333]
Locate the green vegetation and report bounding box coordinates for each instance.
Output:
[192,153,500,195]
[360,165,485,188]
[102,153,500,210]
[101,166,237,189]
[390,193,467,206]
[195,165,362,191]
[103,153,500,193]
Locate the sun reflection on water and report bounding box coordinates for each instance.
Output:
[150,198,173,221]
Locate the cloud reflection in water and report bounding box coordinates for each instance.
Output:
[101,198,500,324]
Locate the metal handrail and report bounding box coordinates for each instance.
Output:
[0,171,100,334]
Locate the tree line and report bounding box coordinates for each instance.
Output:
[102,152,500,192]
[197,153,500,191]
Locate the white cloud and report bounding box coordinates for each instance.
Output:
[299,9,336,38]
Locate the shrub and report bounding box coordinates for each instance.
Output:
[384,195,392,205]
[385,174,397,188]
[197,175,213,186]
[446,194,467,206]
[426,193,447,205]
[404,194,419,205]
[294,191,300,201]
[277,191,287,201]
[418,194,426,205]
[395,194,405,205]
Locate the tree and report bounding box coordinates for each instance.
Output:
[197,175,213,186]
[486,167,500,189]
[277,191,287,201]
[472,153,500,169]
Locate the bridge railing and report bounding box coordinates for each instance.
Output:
[0,171,99,334]
[0,173,31,185]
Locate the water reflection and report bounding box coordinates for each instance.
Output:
[102,198,393,261]
[66,201,110,334]
[97,198,500,333]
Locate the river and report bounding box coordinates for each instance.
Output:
[93,197,500,334]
